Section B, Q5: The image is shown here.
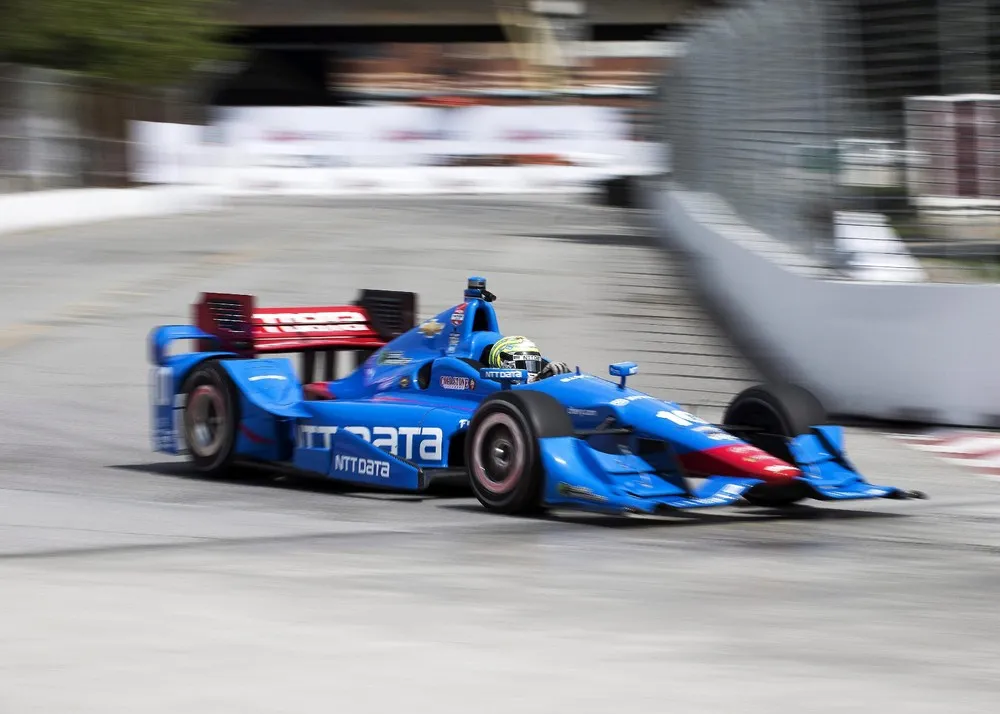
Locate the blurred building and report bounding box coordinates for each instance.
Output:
[209,1,711,136]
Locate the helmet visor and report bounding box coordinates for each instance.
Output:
[511,352,543,375]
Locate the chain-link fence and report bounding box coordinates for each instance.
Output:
[657,0,1000,283]
[0,64,203,193]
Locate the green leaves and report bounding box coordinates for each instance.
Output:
[0,0,235,86]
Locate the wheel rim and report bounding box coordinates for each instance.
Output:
[470,412,527,495]
[185,385,227,458]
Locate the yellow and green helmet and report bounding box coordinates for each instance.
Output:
[487,336,543,377]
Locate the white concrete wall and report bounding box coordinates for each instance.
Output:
[652,188,1000,427]
[0,186,222,237]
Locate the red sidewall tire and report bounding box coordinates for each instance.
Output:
[180,360,240,476]
[466,391,572,515]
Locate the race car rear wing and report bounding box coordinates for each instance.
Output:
[194,289,417,381]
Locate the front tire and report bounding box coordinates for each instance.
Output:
[180,360,240,477]
[465,391,573,515]
[722,383,827,464]
[723,383,827,508]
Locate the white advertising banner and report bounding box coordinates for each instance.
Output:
[445,105,630,154]
[129,120,208,184]
[130,105,664,192]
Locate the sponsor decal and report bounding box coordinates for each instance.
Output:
[399,377,411,389]
[719,443,792,468]
[376,350,411,366]
[297,425,444,462]
[560,374,593,383]
[557,482,608,503]
[261,130,345,142]
[611,395,652,407]
[567,407,598,417]
[671,483,751,509]
[450,303,467,327]
[447,332,461,355]
[440,376,475,391]
[259,154,344,169]
[334,454,390,479]
[458,419,470,430]
[503,130,563,141]
[481,369,526,381]
[254,310,368,335]
[823,486,890,498]
[657,409,710,427]
[692,424,739,442]
[418,320,444,337]
[248,374,287,382]
[383,130,449,142]
[153,367,173,407]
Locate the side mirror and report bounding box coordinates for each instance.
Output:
[480,368,529,390]
[609,361,638,389]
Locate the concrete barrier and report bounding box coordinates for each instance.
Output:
[651,187,1000,427]
[0,186,222,237]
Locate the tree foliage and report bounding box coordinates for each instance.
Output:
[0,0,236,86]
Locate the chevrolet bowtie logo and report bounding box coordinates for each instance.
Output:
[418,320,444,337]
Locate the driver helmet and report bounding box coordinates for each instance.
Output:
[487,336,543,378]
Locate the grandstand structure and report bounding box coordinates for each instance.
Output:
[212,0,707,119]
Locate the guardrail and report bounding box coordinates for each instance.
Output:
[650,185,1000,428]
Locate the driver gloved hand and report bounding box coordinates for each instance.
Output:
[537,361,572,380]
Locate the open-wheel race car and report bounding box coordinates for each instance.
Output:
[148,276,925,515]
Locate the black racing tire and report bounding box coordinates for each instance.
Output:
[180,360,240,477]
[722,383,827,465]
[465,391,573,515]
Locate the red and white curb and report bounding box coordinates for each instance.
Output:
[887,430,1000,479]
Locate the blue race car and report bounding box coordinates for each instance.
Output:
[148,276,924,515]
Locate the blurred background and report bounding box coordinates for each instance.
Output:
[1,0,998,282]
[0,0,998,421]
[0,0,682,192]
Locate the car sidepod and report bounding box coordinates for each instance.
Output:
[218,357,309,463]
[293,423,424,490]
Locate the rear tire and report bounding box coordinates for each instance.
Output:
[180,360,240,477]
[465,391,573,515]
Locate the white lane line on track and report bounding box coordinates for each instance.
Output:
[909,436,1000,455]
[887,430,1000,482]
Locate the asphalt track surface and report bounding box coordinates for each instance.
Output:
[0,196,999,713]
